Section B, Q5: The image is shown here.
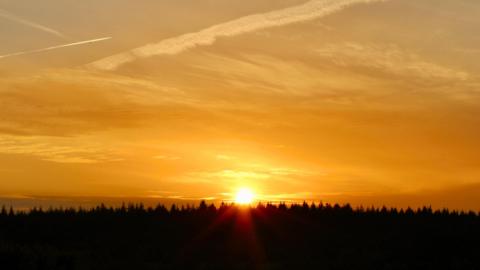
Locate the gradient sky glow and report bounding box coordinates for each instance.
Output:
[1,0,479,210]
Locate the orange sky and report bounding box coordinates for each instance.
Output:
[0,0,479,210]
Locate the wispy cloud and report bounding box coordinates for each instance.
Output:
[0,37,112,59]
[88,0,386,71]
[153,155,181,161]
[0,8,65,38]
[314,43,470,81]
[183,166,316,186]
[0,135,121,164]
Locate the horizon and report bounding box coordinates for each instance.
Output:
[3,200,479,215]
[2,189,479,211]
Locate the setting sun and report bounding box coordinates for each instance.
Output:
[235,188,255,205]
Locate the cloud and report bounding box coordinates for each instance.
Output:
[184,166,316,186]
[314,43,470,82]
[0,69,197,136]
[216,154,234,160]
[0,8,65,38]
[0,135,121,163]
[0,37,112,59]
[259,192,316,201]
[88,0,386,71]
[153,155,181,161]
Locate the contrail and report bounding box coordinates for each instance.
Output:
[0,37,112,59]
[0,8,65,38]
[88,0,386,71]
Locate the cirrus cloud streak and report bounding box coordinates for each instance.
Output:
[88,0,386,71]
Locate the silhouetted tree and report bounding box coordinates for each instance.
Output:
[0,202,478,270]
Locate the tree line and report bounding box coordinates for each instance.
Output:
[1,201,479,270]
[2,201,479,217]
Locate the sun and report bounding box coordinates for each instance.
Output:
[235,188,255,205]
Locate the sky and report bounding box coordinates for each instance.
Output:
[0,0,479,210]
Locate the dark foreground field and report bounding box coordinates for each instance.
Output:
[0,202,479,270]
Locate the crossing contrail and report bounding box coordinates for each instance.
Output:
[88,0,386,71]
[0,8,65,38]
[0,37,112,59]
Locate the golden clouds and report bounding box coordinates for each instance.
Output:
[314,43,470,82]
[1,43,479,200]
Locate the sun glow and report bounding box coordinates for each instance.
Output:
[235,188,255,205]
